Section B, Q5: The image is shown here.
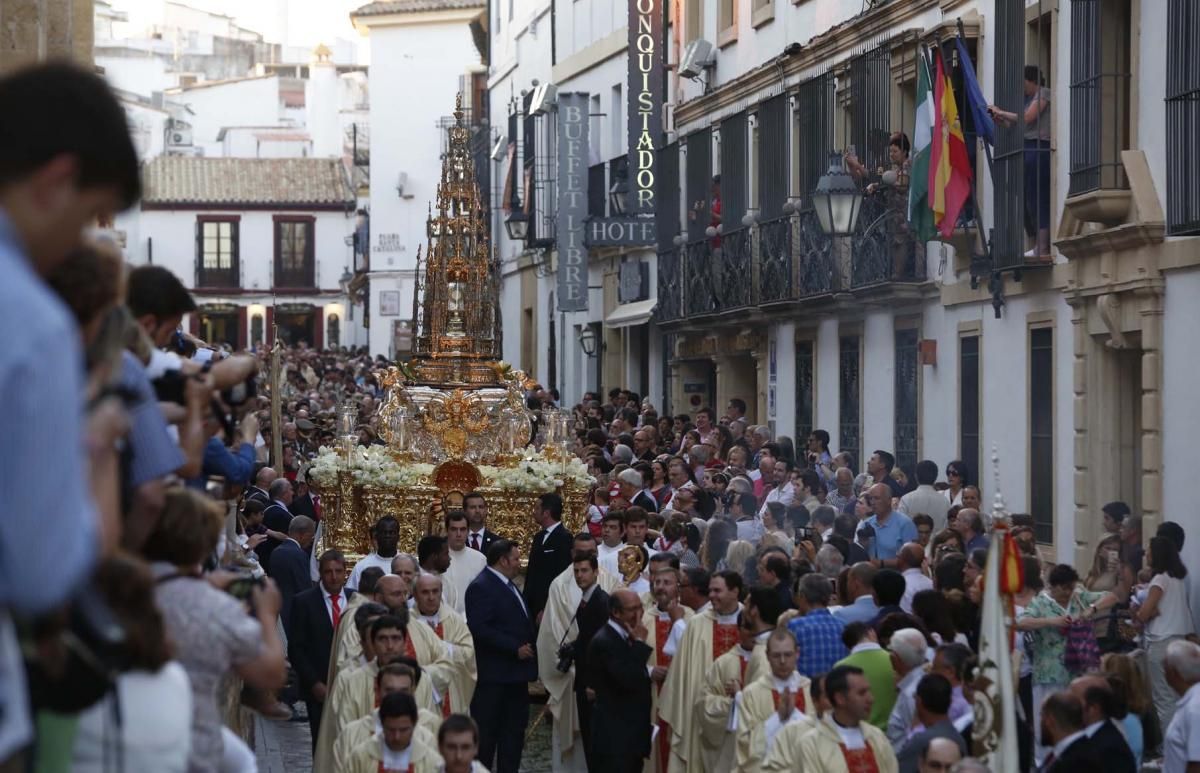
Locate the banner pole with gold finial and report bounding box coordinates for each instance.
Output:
[270,326,283,469]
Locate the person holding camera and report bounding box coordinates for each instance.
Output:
[143,488,286,773]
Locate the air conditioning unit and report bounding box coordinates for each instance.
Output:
[679,39,715,79]
[529,82,557,116]
[169,131,192,146]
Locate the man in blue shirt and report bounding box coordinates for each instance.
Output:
[788,573,848,677]
[865,482,918,566]
[0,62,141,764]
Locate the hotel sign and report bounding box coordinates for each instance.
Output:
[556,91,590,312]
[627,0,663,215]
[586,215,657,246]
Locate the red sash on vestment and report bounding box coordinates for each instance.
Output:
[838,742,880,773]
[654,615,673,770]
[377,763,414,773]
[712,622,738,659]
[432,622,452,719]
[771,687,806,713]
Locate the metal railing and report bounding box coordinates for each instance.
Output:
[655,202,927,324]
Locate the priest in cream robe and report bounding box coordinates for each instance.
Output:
[658,570,744,773]
[316,612,426,773]
[735,629,816,772]
[327,571,387,686]
[794,664,898,773]
[641,567,692,773]
[411,572,476,720]
[696,613,764,772]
[333,661,441,771]
[536,531,620,772]
[444,510,486,615]
[340,692,444,773]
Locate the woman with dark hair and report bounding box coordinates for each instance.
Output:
[775,435,797,467]
[713,424,734,462]
[649,458,673,508]
[912,588,965,646]
[1018,562,1119,764]
[1136,535,1195,732]
[72,553,192,771]
[942,460,968,507]
[698,518,737,573]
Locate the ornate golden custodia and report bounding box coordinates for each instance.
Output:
[313,95,590,558]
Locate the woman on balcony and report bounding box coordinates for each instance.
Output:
[989,65,1052,258]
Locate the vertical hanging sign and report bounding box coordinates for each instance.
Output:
[627,0,662,214]
[557,91,589,312]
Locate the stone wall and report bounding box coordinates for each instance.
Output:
[0,0,93,73]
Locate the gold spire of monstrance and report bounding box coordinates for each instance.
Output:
[407,93,504,387]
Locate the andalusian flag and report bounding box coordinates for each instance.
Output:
[973,523,1022,772]
[929,47,972,238]
[908,49,936,242]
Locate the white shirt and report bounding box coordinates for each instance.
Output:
[72,662,192,773]
[1147,573,1195,641]
[380,738,412,770]
[759,481,797,516]
[833,719,867,750]
[899,484,951,532]
[1166,682,1200,771]
[322,586,350,625]
[900,567,934,614]
[598,541,625,577]
[487,567,528,616]
[347,552,398,590]
[542,521,563,543]
[445,546,486,614]
[1049,729,1088,762]
[467,528,488,550]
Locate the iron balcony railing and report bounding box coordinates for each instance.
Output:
[655,198,926,325]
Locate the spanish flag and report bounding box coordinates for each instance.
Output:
[929,47,972,238]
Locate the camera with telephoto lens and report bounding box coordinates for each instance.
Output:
[556,640,577,673]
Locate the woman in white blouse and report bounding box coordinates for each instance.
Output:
[942,460,967,507]
[1135,536,1196,733]
[72,553,193,773]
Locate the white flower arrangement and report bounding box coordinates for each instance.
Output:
[308,445,593,493]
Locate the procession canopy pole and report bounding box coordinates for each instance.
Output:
[270,329,283,469]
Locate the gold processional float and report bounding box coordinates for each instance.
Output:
[310,96,590,560]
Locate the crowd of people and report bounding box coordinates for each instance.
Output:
[3,60,1200,773]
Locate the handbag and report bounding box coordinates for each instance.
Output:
[1063,591,1102,675]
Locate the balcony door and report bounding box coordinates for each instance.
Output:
[196,216,239,288]
[274,216,316,289]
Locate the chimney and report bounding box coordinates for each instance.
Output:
[305,43,341,159]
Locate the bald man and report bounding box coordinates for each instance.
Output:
[247,465,277,504]
[918,737,962,773]
[864,482,918,566]
[411,573,476,721]
[897,542,932,613]
[586,589,655,772]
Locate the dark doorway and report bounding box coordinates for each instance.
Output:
[199,310,239,348]
[276,307,316,347]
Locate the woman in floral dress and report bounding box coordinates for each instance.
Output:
[1017,563,1119,765]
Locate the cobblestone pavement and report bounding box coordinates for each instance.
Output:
[255,700,554,772]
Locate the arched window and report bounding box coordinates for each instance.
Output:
[327,313,340,349]
[250,314,264,349]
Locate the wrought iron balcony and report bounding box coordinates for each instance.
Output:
[654,198,927,327]
[850,191,926,287]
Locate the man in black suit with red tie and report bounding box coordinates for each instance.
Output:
[465,540,538,773]
[464,491,502,553]
[587,588,654,773]
[524,492,574,625]
[287,549,352,750]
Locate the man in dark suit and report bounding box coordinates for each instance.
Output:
[524,492,574,624]
[260,477,295,574]
[289,468,318,519]
[269,515,315,631]
[465,539,537,773]
[587,588,654,773]
[896,674,967,773]
[1069,674,1137,773]
[287,549,351,750]
[244,464,275,505]
[569,552,611,767]
[464,491,502,554]
[1038,691,1107,772]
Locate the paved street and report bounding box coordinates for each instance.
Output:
[255,701,555,772]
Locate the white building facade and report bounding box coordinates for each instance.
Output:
[351,0,488,359]
[118,156,364,350]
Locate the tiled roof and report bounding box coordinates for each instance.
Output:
[352,0,485,17]
[141,156,354,208]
